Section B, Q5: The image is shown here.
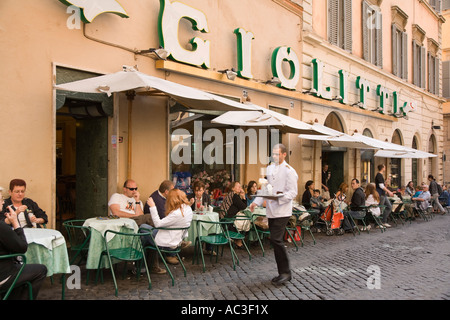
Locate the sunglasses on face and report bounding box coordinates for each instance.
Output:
[126,187,138,191]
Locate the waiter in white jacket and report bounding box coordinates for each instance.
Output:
[250,144,298,285]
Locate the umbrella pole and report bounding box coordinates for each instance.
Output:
[127,91,136,179]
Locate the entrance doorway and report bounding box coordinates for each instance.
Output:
[322,151,344,197]
[56,106,109,224]
[55,67,112,227]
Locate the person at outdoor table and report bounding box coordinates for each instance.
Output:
[301,180,314,209]
[333,182,348,210]
[188,180,211,212]
[310,189,326,212]
[405,181,415,197]
[1,179,47,228]
[321,163,331,199]
[343,179,365,232]
[364,183,380,230]
[428,175,445,214]
[245,180,257,206]
[375,164,393,228]
[144,180,174,219]
[220,181,247,248]
[142,189,193,265]
[249,144,298,286]
[438,184,450,208]
[405,184,431,219]
[108,179,153,226]
[220,181,247,219]
[0,197,47,300]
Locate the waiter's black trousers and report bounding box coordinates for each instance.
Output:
[268,217,291,275]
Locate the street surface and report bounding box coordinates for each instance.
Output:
[38,213,450,302]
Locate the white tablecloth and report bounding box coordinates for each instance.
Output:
[83,217,138,242]
[24,228,66,250]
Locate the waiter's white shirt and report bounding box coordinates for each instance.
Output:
[253,160,298,218]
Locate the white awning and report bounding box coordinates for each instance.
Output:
[211,107,325,135]
[375,149,437,159]
[55,68,258,112]
[299,124,378,149]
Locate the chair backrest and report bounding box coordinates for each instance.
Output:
[197,219,234,237]
[139,226,190,248]
[0,254,28,300]
[63,219,91,249]
[103,230,150,260]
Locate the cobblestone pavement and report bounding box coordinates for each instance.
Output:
[37,213,450,301]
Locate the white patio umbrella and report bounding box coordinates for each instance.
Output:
[55,67,258,112]
[299,124,378,149]
[351,133,407,151]
[374,149,437,159]
[211,107,325,135]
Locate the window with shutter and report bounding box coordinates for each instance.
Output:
[362,1,382,67]
[328,0,352,52]
[421,46,426,89]
[435,57,440,96]
[412,41,426,87]
[328,0,339,46]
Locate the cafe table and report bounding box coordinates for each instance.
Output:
[82,217,139,269]
[24,228,71,300]
[186,210,220,243]
[23,228,71,277]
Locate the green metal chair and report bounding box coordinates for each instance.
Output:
[390,200,407,226]
[370,205,387,233]
[63,219,91,284]
[192,219,237,272]
[139,226,189,286]
[0,254,33,300]
[221,214,252,260]
[344,206,370,236]
[95,230,151,297]
[293,211,316,245]
[284,214,302,251]
[250,213,270,256]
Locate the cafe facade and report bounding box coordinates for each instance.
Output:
[0,0,445,228]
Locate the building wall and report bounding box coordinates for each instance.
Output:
[302,0,445,191]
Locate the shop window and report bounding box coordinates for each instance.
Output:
[328,0,352,52]
[412,136,419,186]
[361,129,375,184]
[390,130,403,189]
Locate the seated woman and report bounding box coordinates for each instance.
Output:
[365,183,381,229]
[220,181,247,219]
[188,180,211,212]
[0,194,47,300]
[245,180,257,206]
[220,181,247,248]
[301,180,315,209]
[333,182,348,213]
[143,189,193,265]
[1,179,48,228]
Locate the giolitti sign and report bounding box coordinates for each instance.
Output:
[59,0,129,23]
